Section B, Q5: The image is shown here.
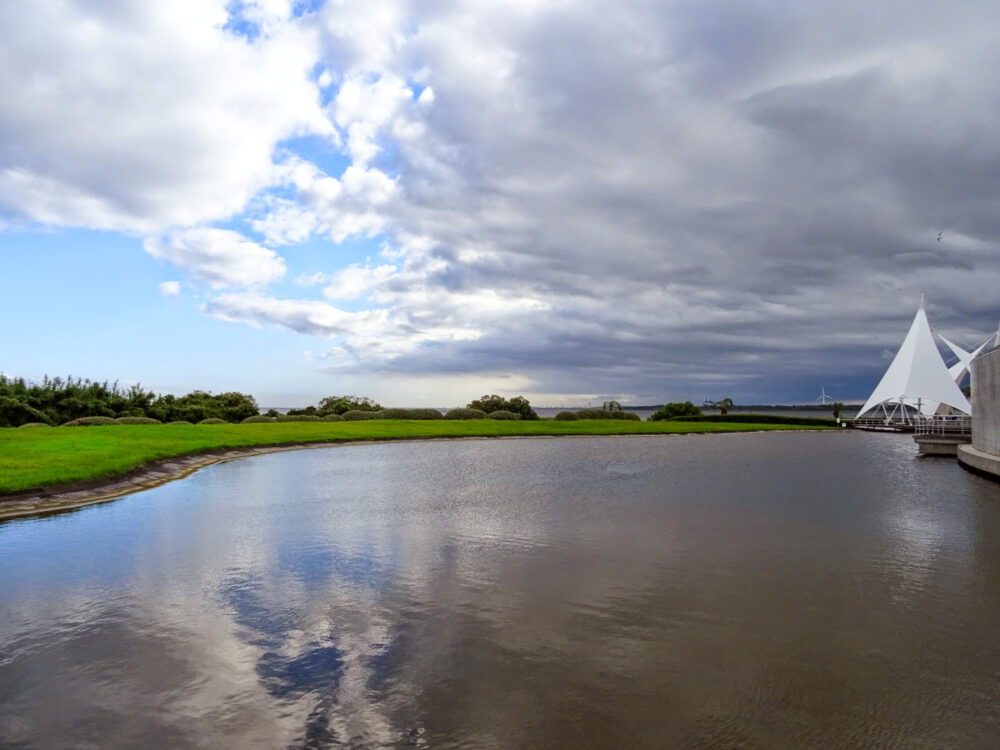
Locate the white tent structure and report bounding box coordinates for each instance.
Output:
[856,304,972,421]
[940,336,990,385]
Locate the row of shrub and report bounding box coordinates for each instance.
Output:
[665,414,839,426]
[466,395,539,420]
[2,381,554,427]
[554,410,641,421]
[248,408,526,421]
[60,416,214,426]
[648,401,703,421]
[0,375,261,427]
[281,395,382,418]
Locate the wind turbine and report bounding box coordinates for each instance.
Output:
[815,387,834,405]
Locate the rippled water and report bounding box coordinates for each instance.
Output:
[2,432,999,748]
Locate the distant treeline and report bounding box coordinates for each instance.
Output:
[284,394,540,420]
[6,377,826,428]
[0,376,258,427]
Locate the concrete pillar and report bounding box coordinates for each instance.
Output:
[958,346,1000,478]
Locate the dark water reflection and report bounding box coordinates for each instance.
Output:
[2,432,1000,747]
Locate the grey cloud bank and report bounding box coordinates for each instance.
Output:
[2,0,999,403]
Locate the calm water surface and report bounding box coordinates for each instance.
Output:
[2,432,999,748]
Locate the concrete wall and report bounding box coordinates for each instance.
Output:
[971,346,1000,456]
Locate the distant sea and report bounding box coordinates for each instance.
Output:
[534,406,860,421]
[263,405,860,420]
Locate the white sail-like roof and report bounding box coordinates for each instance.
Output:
[940,336,988,385]
[857,305,972,418]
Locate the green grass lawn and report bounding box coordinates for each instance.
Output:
[0,420,831,493]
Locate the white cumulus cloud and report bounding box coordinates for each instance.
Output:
[144,229,286,288]
[323,264,397,300]
[0,0,332,232]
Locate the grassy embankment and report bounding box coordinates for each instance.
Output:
[0,419,832,494]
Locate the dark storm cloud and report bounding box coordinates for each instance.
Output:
[368,0,1000,401]
[203,0,1000,402]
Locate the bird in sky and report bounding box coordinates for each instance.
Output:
[937,232,943,241]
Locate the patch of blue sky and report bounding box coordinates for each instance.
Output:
[276,134,351,178]
[204,213,255,236]
[267,233,395,313]
[310,62,339,106]
[224,1,329,43]
[291,0,327,19]
[0,226,341,398]
[222,2,262,42]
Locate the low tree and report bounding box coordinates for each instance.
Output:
[831,401,844,419]
[649,401,702,421]
[0,396,51,427]
[316,396,382,416]
[603,400,622,412]
[147,390,259,423]
[467,394,538,420]
[0,374,258,425]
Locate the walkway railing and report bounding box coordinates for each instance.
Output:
[913,415,972,436]
[852,417,914,432]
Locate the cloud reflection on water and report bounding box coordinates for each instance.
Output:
[2,434,1000,747]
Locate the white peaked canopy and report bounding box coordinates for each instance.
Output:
[857,305,972,419]
[940,336,989,385]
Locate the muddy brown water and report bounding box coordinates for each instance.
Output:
[1,432,999,748]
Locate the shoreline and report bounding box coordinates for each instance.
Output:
[0,430,843,523]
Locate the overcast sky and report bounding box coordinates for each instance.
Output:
[2,0,998,407]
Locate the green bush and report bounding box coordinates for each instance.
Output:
[409,408,445,419]
[241,415,276,423]
[17,422,52,428]
[649,402,702,421]
[377,408,445,420]
[574,409,640,420]
[554,411,578,420]
[445,408,488,420]
[322,414,345,422]
[0,396,52,427]
[0,375,152,426]
[114,416,162,425]
[316,395,382,416]
[487,410,520,420]
[0,374,262,426]
[342,410,382,421]
[467,394,538,420]
[148,390,259,423]
[275,414,322,422]
[63,416,118,426]
[168,420,193,425]
[198,418,228,425]
[668,414,837,426]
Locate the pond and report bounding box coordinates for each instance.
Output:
[2,432,999,747]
